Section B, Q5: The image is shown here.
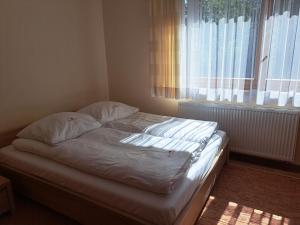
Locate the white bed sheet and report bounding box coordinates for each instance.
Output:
[104,112,218,146]
[0,131,227,225]
[13,127,197,195]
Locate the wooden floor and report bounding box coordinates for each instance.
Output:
[0,196,79,225]
[198,161,300,225]
[1,161,299,225]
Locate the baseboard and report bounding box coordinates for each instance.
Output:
[230,152,300,173]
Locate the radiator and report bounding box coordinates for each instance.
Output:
[178,102,300,162]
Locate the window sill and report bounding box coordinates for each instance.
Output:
[179,100,300,114]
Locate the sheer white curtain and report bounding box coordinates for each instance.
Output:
[180,0,262,104]
[151,0,300,108]
[257,0,300,107]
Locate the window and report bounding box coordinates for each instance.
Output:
[183,0,261,79]
[150,0,300,107]
[264,0,300,80]
[180,0,262,103]
[257,0,300,106]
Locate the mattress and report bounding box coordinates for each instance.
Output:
[0,131,228,225]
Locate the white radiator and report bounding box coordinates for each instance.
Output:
[179,102,300,162]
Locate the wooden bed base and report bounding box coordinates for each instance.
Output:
[0,141,229,225]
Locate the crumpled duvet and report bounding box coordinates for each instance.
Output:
[105,112,218,148]
[13,128,197,194]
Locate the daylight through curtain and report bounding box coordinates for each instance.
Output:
[150,0,183,98]
[257,0,300,107]
[180,0,262,104]
[151,0,300,108]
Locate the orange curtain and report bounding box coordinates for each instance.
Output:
[150,0,183,98]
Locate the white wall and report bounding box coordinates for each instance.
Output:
[0,0,109,132]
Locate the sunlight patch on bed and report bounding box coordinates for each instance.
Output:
[142,118,218,144]
[120,133,201,153]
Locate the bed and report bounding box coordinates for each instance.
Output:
[0,102,229,225]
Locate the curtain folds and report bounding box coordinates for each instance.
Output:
[150,0,183,98]
[150,0,300,108]
[180,0,262,104]
[257,0,300,107]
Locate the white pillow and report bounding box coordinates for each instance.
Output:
[17,112,101,145]
[78,101,139,123]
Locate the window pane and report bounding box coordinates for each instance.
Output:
[184,0,261,79]
[266,0,300,80]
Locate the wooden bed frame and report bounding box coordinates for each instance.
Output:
[0,129,229,225]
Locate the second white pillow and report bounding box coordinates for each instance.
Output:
[78,101,139,123]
